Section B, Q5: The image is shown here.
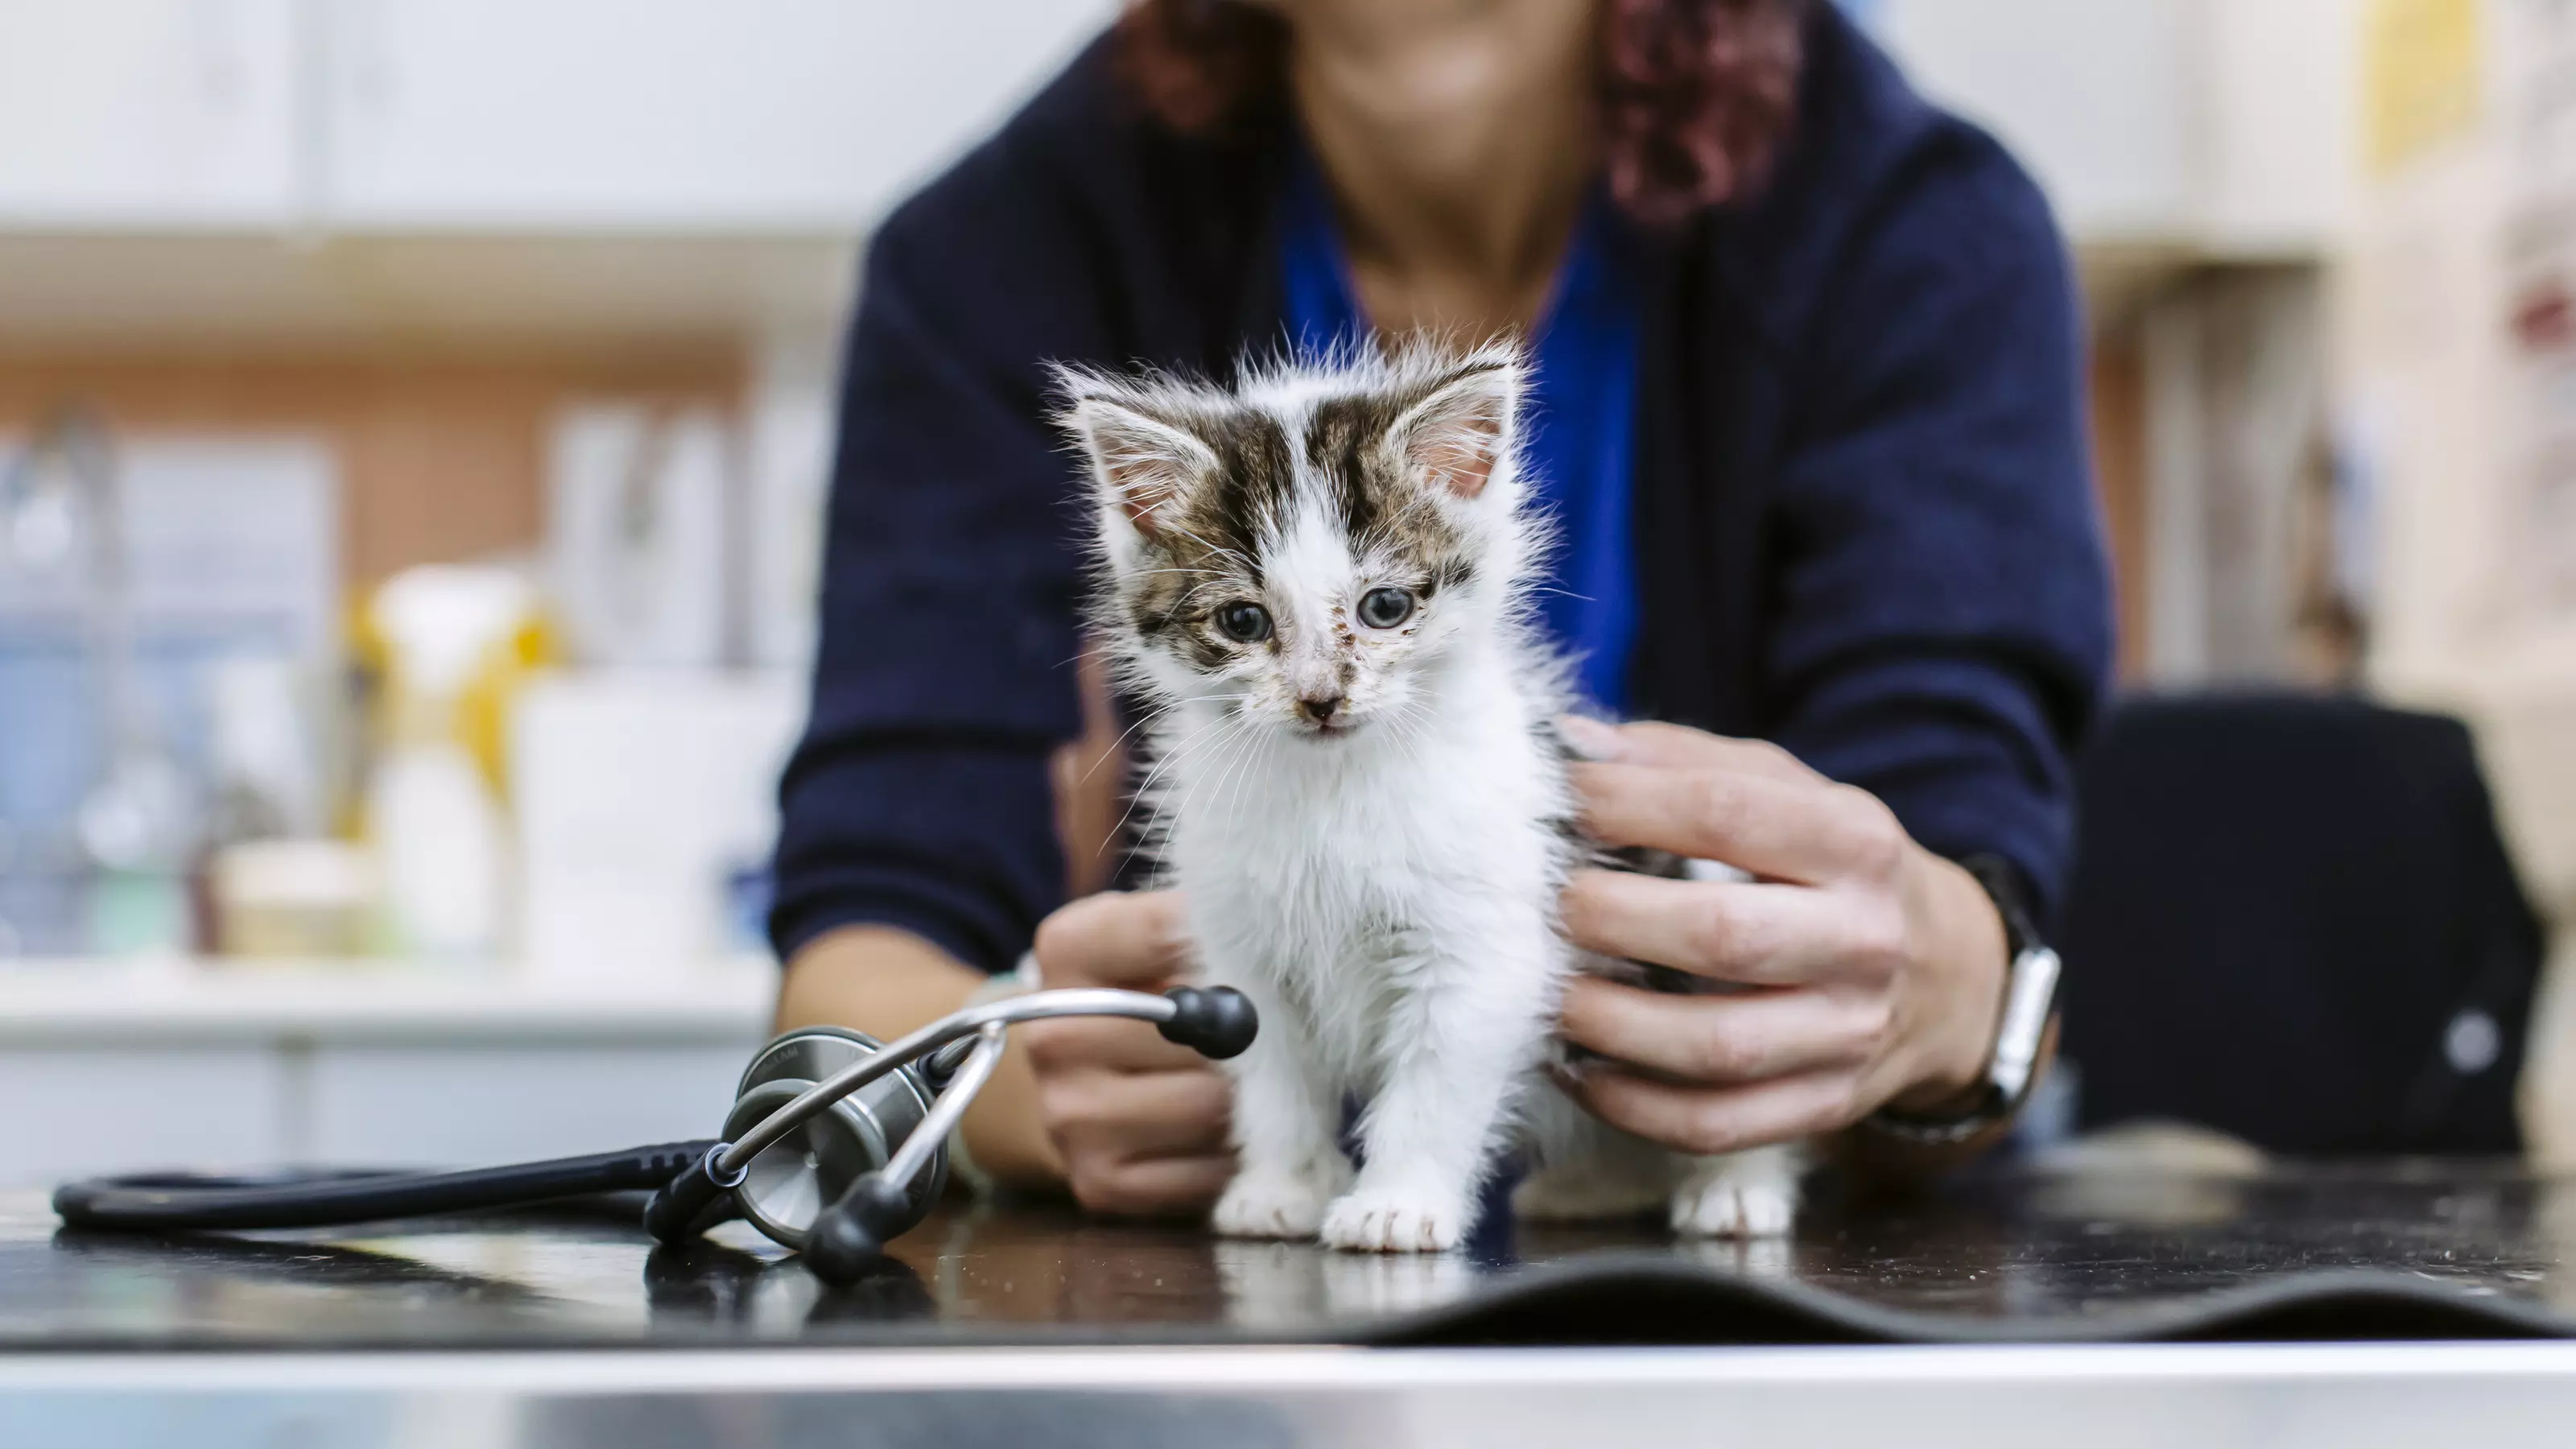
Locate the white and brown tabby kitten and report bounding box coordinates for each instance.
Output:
[1055,341,1802,1253]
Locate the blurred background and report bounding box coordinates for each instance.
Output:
[0,0,2568,1182]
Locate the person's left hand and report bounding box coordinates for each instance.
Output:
[1551,718,2011,1154]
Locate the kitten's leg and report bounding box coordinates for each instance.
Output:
[1510,1081,1674,1222]
[1321,918,1554,1253]
[1669,1142,1806,1238]
[1210,972,1351,1240]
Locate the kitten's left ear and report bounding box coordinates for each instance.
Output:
[1059,390,1218,541]
[1389,357,1523,502]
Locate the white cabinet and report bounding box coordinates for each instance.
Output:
[1871,0,2355,252]
[0,963,773,1183]
[10,1041,757,1182]
[0,1046,284,1180]
[321,0,1115,230]
[0,0,1111,233]
[2191,0,2359,253]
[0,0,301,226]
[1876,0,2190,239]
[307,1043,753,1165]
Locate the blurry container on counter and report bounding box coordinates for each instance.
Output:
[204,654,330,842]
[744,332,837,675]
[547,402,737,670]
[512,671,800,987]
[199,654,380,960]
[524,394,800,984]
[362,564,547,964]
[209,838,380,959]
[0,416,338,960]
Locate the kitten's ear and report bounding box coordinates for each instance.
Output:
[1062,394,1216,540]
[1389,357,1522,502]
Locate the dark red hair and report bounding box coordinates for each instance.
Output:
[1115,0,1809,225]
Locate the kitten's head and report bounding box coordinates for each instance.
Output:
[1056,342,1533,741]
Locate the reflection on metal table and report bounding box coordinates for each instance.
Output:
[8,1162,2576,1447]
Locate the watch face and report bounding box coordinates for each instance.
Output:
[1990,947,2062,1102]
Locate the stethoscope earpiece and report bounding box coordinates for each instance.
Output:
[1157,985,1260,1059]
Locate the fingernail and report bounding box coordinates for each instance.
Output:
[1558,715,1625,761]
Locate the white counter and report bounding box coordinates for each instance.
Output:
[0,958,778,1184]
[0,956,774,1042]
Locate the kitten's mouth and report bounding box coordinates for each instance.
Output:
[1291,715,1361,740]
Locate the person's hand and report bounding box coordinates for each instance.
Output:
[1552,718,2010,1154]
[1021,890,1236,1215]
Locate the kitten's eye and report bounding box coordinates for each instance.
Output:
[1215,601,1273,643]
[1357,586,1416,630]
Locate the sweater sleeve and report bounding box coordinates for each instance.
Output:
[1759,126,2115,927]
[767,120,1111,975]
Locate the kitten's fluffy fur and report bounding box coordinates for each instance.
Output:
[1056,341,1801,1253]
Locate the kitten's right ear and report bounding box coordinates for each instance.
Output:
[1061,392,1216,541]
[1388,354,1523,502]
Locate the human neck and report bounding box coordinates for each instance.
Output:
[1286,0,1599,341]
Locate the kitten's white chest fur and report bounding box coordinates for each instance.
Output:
[1059,342,1802,1253]
[1167,634,1563,1097]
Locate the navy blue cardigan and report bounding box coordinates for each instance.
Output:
[770,6,2115,975]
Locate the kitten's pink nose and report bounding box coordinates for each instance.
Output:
[1296,693,1344,725]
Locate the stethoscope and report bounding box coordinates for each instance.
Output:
[53,985,1257,1285]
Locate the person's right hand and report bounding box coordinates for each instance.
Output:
[1022,890,1236,1216]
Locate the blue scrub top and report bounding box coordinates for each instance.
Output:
[1278,158,1645,713]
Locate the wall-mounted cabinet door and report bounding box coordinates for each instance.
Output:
[1873,0,2193,242]
[322,0,1113,231]
[0,0,301,227]
[1868,0,2351,252]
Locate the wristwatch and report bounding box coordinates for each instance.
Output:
[1860,854,2063,1146]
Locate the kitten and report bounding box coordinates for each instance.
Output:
[1055,341,1802,1253]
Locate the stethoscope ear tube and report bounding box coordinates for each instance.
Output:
[804,1173,920,1285]
[640,1145,745,1247]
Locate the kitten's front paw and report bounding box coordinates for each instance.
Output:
[1670,1157,1799,1238]
[1213,1164,1347,1240]
[1319,1188,1470,1253]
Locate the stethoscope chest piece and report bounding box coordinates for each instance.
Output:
[721,1027,943,1250]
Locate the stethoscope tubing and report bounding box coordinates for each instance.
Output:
[54,1139,720,1232]
[877,1022,1004,1192]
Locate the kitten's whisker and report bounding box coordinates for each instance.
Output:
[1199,712,1271,837]
[1129,704,1242,798]
[1381,700,1439,780]
[1142,721,1241,857]
[1183,715,1268,845]
[1110,702,1250,848]
[1080,691,1251,786]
